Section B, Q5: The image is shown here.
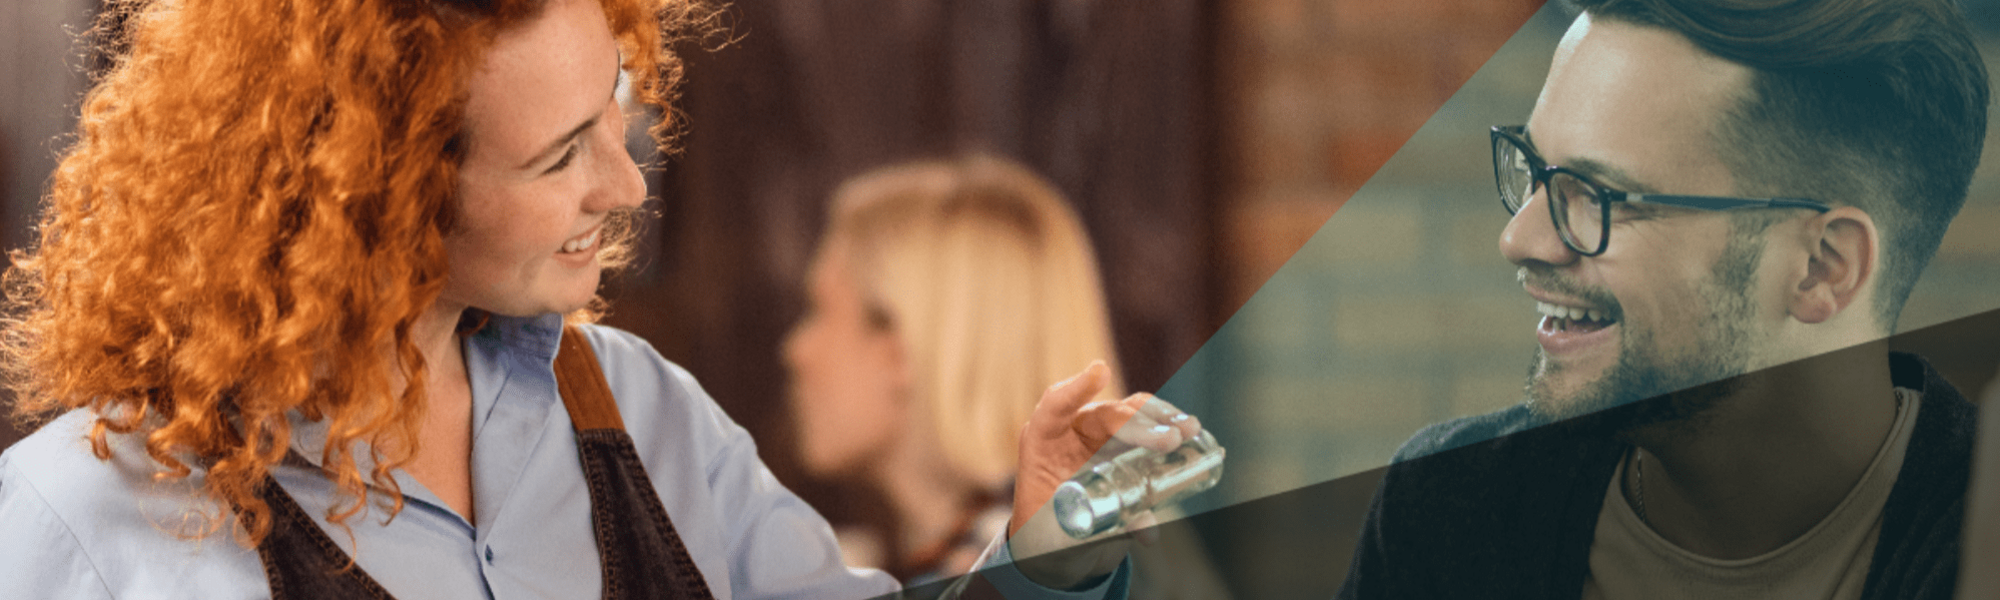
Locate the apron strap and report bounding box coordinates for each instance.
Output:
[199,412,392,599]
[556,325,627,431]
[557,325,720,600]
[251,474,398,600]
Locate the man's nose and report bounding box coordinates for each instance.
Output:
[1498,188,1581,267]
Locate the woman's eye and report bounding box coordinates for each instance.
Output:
[546,142,581,174]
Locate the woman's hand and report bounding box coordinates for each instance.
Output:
[1006,361,1204,589]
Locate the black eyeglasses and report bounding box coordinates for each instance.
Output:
[1490,125,1831,256]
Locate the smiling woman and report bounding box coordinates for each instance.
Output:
[0,0,1191,596]
[0,0,710,592]
[0,0,689,540]
[446,0,645,322]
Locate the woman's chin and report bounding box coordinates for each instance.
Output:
[476,290,599,318]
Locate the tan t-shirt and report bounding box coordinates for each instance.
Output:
[1581,388,1922,600]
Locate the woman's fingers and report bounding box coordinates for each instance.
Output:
[1033,361,1112,441]
[1052,367,1204,456]
[1008,360,1208,587]
[1092,393,1199,453]
[1070,399,1137,451]
[1012,360,1117,541]
[1128,394,1201,441]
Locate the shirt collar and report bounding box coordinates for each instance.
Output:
[283,311,567,474]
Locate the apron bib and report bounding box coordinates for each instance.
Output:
[242,326,717,600]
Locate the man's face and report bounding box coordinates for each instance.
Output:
[1504,15,1781,423]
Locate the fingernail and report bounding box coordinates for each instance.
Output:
[1170,413,1190,423]
[1150,424,1172,435]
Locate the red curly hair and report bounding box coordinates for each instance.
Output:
[2,0,712,546]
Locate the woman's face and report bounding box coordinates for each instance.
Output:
[445,0,644,317]
[783,243,908,476]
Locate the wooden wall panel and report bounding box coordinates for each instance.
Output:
[600,0,1222,524]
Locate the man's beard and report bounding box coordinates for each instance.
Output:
[1522,230,1767,433]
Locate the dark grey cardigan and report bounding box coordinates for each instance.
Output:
[1337,352,1975,600]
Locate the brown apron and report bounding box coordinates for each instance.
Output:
[244,326,718,600]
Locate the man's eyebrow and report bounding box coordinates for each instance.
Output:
[1561,157,1662,195]
[517,62,623,171]
[1519,127,1662,195]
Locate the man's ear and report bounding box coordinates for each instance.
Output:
[1789,207,1875,324]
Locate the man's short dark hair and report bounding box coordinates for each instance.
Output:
[1568,0,1990,331]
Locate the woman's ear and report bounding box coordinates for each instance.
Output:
[1787,206,1875,325]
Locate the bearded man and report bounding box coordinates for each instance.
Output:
[1337,0,1989,598]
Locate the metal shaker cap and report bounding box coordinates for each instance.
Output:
[1052,480,1121,539]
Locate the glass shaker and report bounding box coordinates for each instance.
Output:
[1050,429,1225,539]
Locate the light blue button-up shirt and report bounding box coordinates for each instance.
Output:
[0,314,1110,600]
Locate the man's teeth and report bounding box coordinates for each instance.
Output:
[1535,301,1608,322]
[561,229,599,254]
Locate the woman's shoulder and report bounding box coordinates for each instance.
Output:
[2,410,161,517]
[0,411,266,598]
[568,323,751,457]
[571,323,724,409]
[569,322,697,384]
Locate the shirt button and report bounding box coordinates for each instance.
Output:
[485,546,495,564]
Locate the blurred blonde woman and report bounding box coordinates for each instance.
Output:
[785,155,1231,598]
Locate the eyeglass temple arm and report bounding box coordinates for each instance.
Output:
[1624,194,1831,212]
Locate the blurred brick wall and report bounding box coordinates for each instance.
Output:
[1195,2,1549,594]
[1206,0,1548,499]
[1219,0,1545,310]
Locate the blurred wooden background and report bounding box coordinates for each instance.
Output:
[597,0,1227,529]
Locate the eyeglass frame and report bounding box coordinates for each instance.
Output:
[1489,125,1832,257]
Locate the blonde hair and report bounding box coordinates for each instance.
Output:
[825,155,1124,485]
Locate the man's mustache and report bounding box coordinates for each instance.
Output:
[1518,266,1622,319]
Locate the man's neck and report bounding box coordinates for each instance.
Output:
[1621,341,1899,559]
